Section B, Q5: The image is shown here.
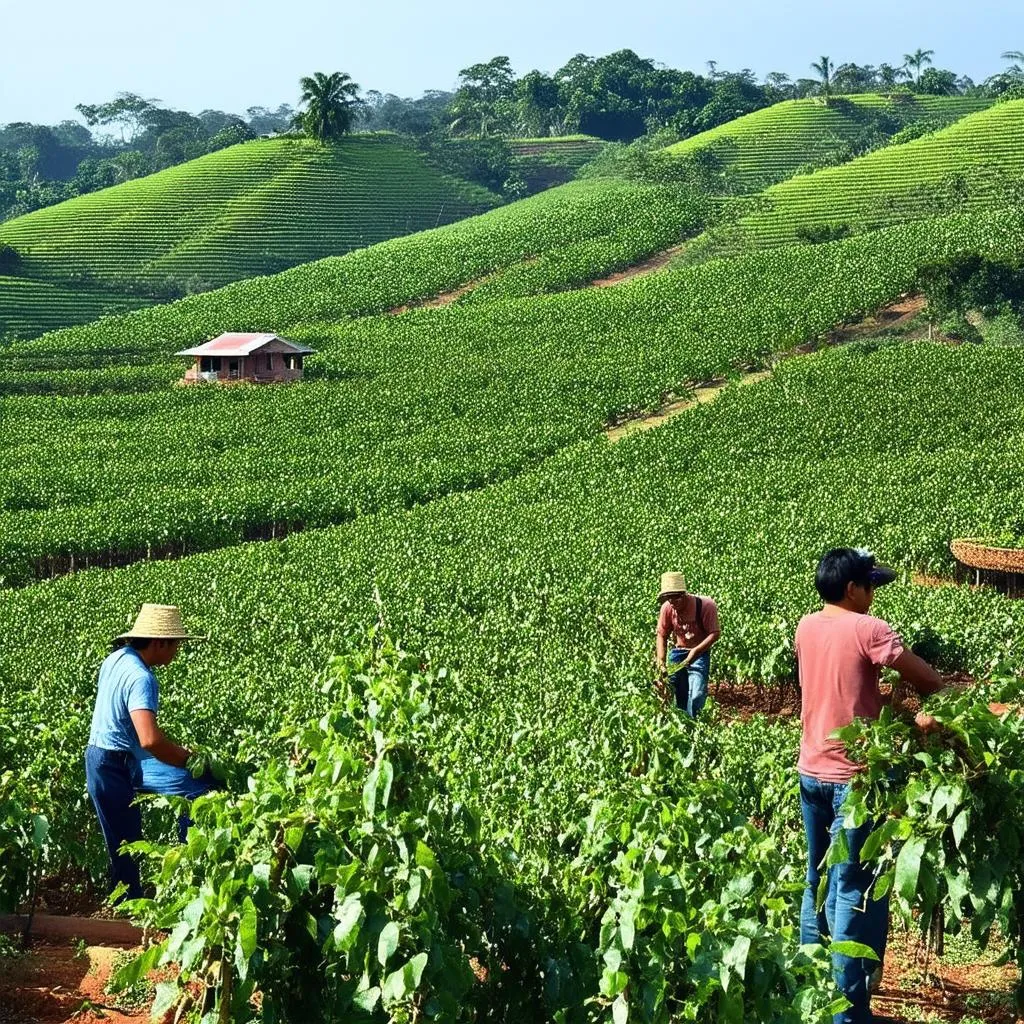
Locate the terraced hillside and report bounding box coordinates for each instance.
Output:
[508,135,607,191]
[0,276,147,338]
[692,98,1024,255]
[664,93,991,189]
[0,134,499,338]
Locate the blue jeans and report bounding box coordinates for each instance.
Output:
[86,745,218,898]
[139,760,219,842]
[85,746,144,901]
[799,774,889,1024]
[667,648,710,718]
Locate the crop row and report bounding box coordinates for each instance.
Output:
[5,177,702,367]
[4,207,1023,583]
[691,99,1024,255]
[664,93,991,189]
[4,340,1024,1017]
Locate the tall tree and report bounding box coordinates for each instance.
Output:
[810,56,834,100]
[75,93,160,144]
[903,48,935,84]
[297,72,362,142]
[448,57,516,136]
[877,63,909,90]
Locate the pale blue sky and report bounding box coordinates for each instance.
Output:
[2,0,1022,125]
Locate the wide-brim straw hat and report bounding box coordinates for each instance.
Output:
[657,571,687,603]
[117,604,207,641]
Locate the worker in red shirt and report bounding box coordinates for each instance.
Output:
[655,571,721,717]
[796,548,945,1024]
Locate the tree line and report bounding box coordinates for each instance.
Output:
[2,47,1022,223]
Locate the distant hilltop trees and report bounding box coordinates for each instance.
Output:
[2,47,1022,223]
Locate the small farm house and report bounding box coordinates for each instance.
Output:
[176,333,314,384]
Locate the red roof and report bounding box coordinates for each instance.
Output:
[176,333,314,358]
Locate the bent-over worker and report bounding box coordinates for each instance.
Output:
[655,571,721,717]
[85,604,217,901]
[796,548,946,1024]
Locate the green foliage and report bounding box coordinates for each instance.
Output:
[663,95,989,191]
[689,100,1024,256]
[833,671,1024,987]
[297,72,362,142]
[0,136,499,336]
[794,223,851,244]
[5,207,1022,582]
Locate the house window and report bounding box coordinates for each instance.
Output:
[284,355,304,371]
[200,356,222,372]
[265,353,274,371]
[229,360,240,379]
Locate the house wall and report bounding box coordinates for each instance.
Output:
[180,345,308,384]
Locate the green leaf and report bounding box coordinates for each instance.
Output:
[238,897,258,960]
[612,993,629,1024]
[109,939,166,993]
[333,893,363,950]
[382,951,428,1003]
[379,758,395,809]
[830,941,880,961]
[151,979,180,1017]
[352,986,380,1011]
[363,764,380,817]
[952,809,970,848]
[895,836,927,904]
[407,868,423,910]
[377,921,400,966]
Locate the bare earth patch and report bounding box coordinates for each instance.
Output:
[0,943,151,1024]
[588,243,689,288]
[604,371,771,443]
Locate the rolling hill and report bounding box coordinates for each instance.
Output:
[689,98,1024,255]
[0,134,500,338]
[664,93,991,189]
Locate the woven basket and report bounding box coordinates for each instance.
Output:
[950,539,1024,574]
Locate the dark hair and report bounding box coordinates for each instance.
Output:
[111,637,155,652]
[815,548,875,603]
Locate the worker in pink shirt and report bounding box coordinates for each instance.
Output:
[796,548,945,1024]
[655,571,721,717]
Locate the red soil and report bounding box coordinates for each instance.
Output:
[0,943,148,1024]
[588,243,689,288]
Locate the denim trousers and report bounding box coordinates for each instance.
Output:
[85,746,145,901]
[667,648,710,718]
[86,745,218,900]
[799,774,889,1024]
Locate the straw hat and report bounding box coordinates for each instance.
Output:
[657,571,687,603]
[117,604,206,641]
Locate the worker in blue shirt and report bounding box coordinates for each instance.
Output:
[85,604,217,901]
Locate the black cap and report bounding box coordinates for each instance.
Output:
[856,548,897,588]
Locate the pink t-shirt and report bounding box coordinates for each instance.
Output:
[795,610,905,782]
[657,595,720,649]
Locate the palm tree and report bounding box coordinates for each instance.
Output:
[810,56,834,101]
[903,48,935,84]
[1002,51,1024,82]
[297,72,362,143]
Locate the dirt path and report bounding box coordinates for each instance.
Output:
[604,371,770,443]
[386,277,490,315]
[588,243,689,288]
[603,294,927,442]
[0,943,149,1024]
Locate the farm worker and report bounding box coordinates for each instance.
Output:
[654,571,721,717]
[85,604,217,902]
[796,548,945,1024]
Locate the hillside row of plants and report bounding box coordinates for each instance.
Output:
[3,207,1023,584]
[5,338,1024,936]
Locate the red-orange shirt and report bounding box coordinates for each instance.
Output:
[657,595,720,649]
[795,609,905,782]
